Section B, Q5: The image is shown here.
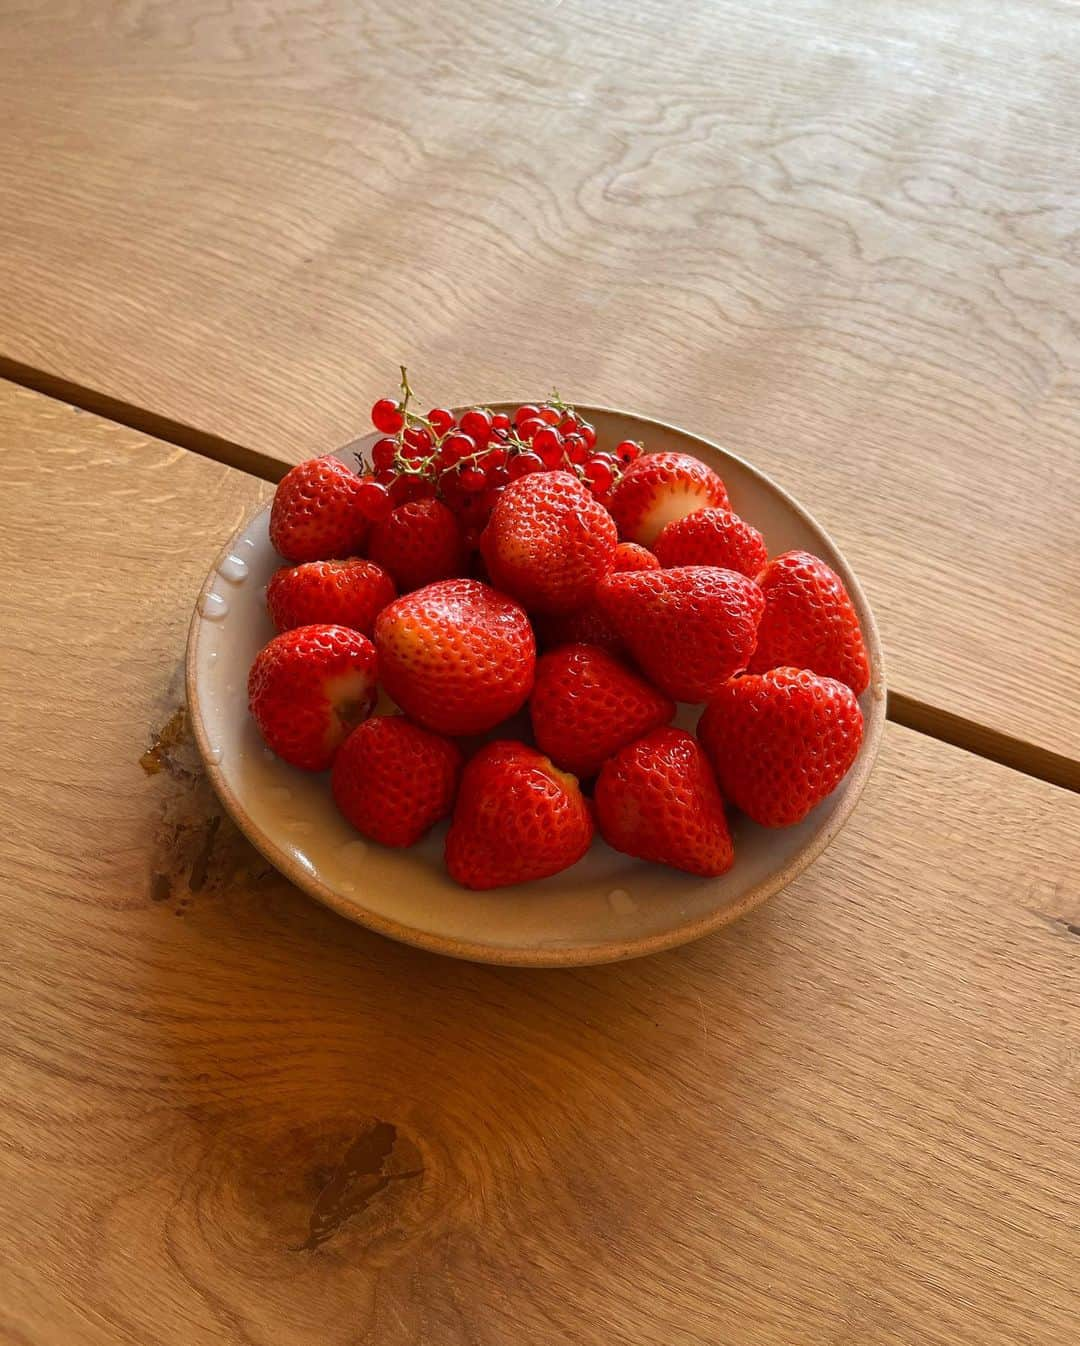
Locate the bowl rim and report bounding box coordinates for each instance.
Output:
[186,402,887,967]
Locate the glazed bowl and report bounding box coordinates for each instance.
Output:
[186,406,885,966]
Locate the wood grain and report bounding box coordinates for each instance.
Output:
[0,380,1078,1344]
[1,0,1079,778]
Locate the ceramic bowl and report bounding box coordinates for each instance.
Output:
[186,405,885,966]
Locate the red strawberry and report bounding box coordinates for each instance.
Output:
[612,541,661,572]
[480,470,617,614]
[597,565,764,702]
[532,538,658,653]
[331,715,462,847]
[606,452,729,546]
[698,667,863,826]
[266,558,395,635]
[269,456,368,563]
[374,578,535,735]
[529,644,674,778]
[248,624,377,771]
[749,550,870,695]
[445,741,594,889]
[653,506,767,578]
[367,498,466,593]
[595,728,734,876]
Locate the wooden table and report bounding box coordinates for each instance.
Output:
[1,3,1078,1343]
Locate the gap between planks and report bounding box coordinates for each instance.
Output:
[0,353,290,483]
[2,356,1076,796]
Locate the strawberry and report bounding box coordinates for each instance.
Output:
[374,578,535,735]
[612,541,661,572]
[531,538,658,654]
[331,715,462,847]
[445,741,594,889]
[480,470,617,614]
[595,728,734,876]
[269,456,368,563]
[653,506,767,578]
[606,452,729,546]
[367,497,466,593]
[749,550,871,695]
[248,624,377,771]
[529,644,674,778]
[698,667,863,826]
[596,565,764,702]
[266,558,395,635]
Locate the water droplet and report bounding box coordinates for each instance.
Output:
[206,745,223,765]
[338,839,369,866]
[207,650,218,663]
[237,536,257,552]
[199,591,228,621]
[607,888,637,914]
[218,553,249,583]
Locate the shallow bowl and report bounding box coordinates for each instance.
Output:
[186,406,886,966]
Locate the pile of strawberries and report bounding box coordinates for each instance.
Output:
[247,373,870,890]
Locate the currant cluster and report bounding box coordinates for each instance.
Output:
[355,368,643,543]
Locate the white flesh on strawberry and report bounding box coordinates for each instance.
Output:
[324,668,376,752]
[639,482,716,545]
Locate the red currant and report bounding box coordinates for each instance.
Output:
[460,408,493,444]
[371,436,397,471]
[374,467,397,486]
[516,417,544,441]
[438,469,466,508]
[584,455,616,494]
[403,425,433,455]
[532,426,563,466]
[390,474,433,505]
[371,398,403,434]
[482,485,505,514]
[485,446,508,470]
[487,464,509,489]
[578,420,597,448]
[508,451,543,479]
[538,405,560,425]
[427,407,456,437]
[459,465,487,492]
[440,431,476,464]
[559,414,580,435]
[491,412,511,433]
[567,436,589,465]
[615,439,643,464]
[514,404,540,428]
[357,478,393,521]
